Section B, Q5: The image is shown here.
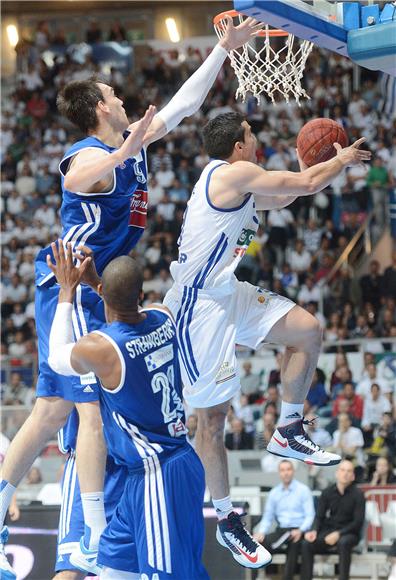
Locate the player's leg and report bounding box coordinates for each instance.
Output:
[235,283,340,465]
[264,307,340,464]
[73,401,107,553]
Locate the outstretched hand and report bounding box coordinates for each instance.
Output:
[46,240,92,300]
[119,105,157,162]
[73,245,101,291]
[334,137,372,169]
[219,15,263,52]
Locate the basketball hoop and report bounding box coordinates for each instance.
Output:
[213,10,313,105]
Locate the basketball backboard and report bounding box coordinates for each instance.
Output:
[233,0,396,76]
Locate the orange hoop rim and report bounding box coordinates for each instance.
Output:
[213,9,289,37]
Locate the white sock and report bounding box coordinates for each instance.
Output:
[81,492,107,551]
[278,402,304,426]
[0,481,16,528]
[213,496,233,520]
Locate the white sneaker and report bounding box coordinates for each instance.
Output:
[216,511,272,569]
[0,527,16,580]
[69,537,103,575]
[267,418,341,466]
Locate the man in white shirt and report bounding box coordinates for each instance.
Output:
[356,363,391,398]
[361,384,391,446]
[253,460,314,580]
[332,413,364,465]
[298,276,321,306]
[288,239,312,279]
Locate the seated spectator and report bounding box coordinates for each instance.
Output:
[332,382,363,422]
[186,413,198,449]
[360,260,383,310]
[325,400,361,437]
[2,372,28,405]
[240,360,261,400]
[26,466,43,485]
[305,369,328,413]
[332,413,364,465]
[254,460,315,580]
[330,364,354,400]
[297,275,321,306]
[288,238,311,282]
[263,384,281,416]
[356,362,391,398]
[225,418,254,450]
[267,351,282,388]
[276,263,298,299]
[368,456,396,486]
[255,411,276,450]
[301,460,365,580]
[361,384,392,447]
[236,394,255,434]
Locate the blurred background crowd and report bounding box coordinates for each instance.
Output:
[1,16,395,492]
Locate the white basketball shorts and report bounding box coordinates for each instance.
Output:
[164,279,295,408]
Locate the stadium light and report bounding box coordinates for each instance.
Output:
[165,18,180,43]
[7,24,19,48]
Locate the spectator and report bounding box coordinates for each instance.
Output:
[267,351,282,388]
[254,460,315,580]
[267,207,294,266]
[332,413,364,465]
[305,370,328,413]
[368,456,396,486]
[356,362,391,398]
[255,411,276,450]
[86,19,103,44]
[186,413,198,449]
[305,419,333,448]
[108,20,127,42]
[264,384,281,416]
[383,250,396,299]
[240,360,261,399]
[225,418,254,450]
[26,466,43,485]
[288,239,312,282]
[332,382,364,422]
[236,394,255,434]
[301,460,365,580]
[361,383,391,445]
[360,260,383,309]
[297,275,321,306]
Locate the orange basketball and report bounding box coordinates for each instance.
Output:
[297,118,348,167]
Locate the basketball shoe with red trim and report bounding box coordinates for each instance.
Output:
[267,417,341,466]
[216,512,272,568]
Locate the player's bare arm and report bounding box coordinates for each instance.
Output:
[46,241,120,390]
[63,105,156,193]
[209,138,371,209]
[143,16,263,146]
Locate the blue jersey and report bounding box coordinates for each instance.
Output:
[95,309,188,470]
[35,134,148,287]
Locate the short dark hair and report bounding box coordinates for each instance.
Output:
[57,78,104,133]
[202,112,245,159]
[101,256,143,311]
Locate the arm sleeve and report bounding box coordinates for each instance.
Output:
[300,488,316,532]
[256,491,276,534]
[339,491,366,536]
[48,302,80,376]
[157,45,228,133]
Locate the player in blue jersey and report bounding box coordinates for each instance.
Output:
[46,240,209,580]
[0,16,262,579]
[54,409,127,579]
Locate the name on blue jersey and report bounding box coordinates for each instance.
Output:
[126,318,175,358]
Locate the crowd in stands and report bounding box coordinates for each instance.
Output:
[1,19,395,483]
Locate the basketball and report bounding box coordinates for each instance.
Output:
[296,118,348,167]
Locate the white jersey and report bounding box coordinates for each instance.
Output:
[170,159,258,290]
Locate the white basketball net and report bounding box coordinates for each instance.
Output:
[214,13,313,105]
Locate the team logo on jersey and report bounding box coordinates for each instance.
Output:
[129,189,148,229]
[233,227,256,258]
[80,372,97,386]
[215,362,237,384]
[145,344,174,372]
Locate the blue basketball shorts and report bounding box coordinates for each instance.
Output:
[35,283,105,402]
[98,445,209,579]
[55,452,127,573]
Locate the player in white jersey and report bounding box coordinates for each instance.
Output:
[164,111,371,568]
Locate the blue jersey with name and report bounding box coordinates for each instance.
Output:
[35,135,148,287]
[96,309,188,470]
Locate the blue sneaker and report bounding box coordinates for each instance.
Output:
[0,526,16,580]
[69,537,103,575]
[216,512,272,569]
[267,417,341,466]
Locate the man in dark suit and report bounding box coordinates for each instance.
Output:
[301,459,365,580]
[225,418,254,450]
